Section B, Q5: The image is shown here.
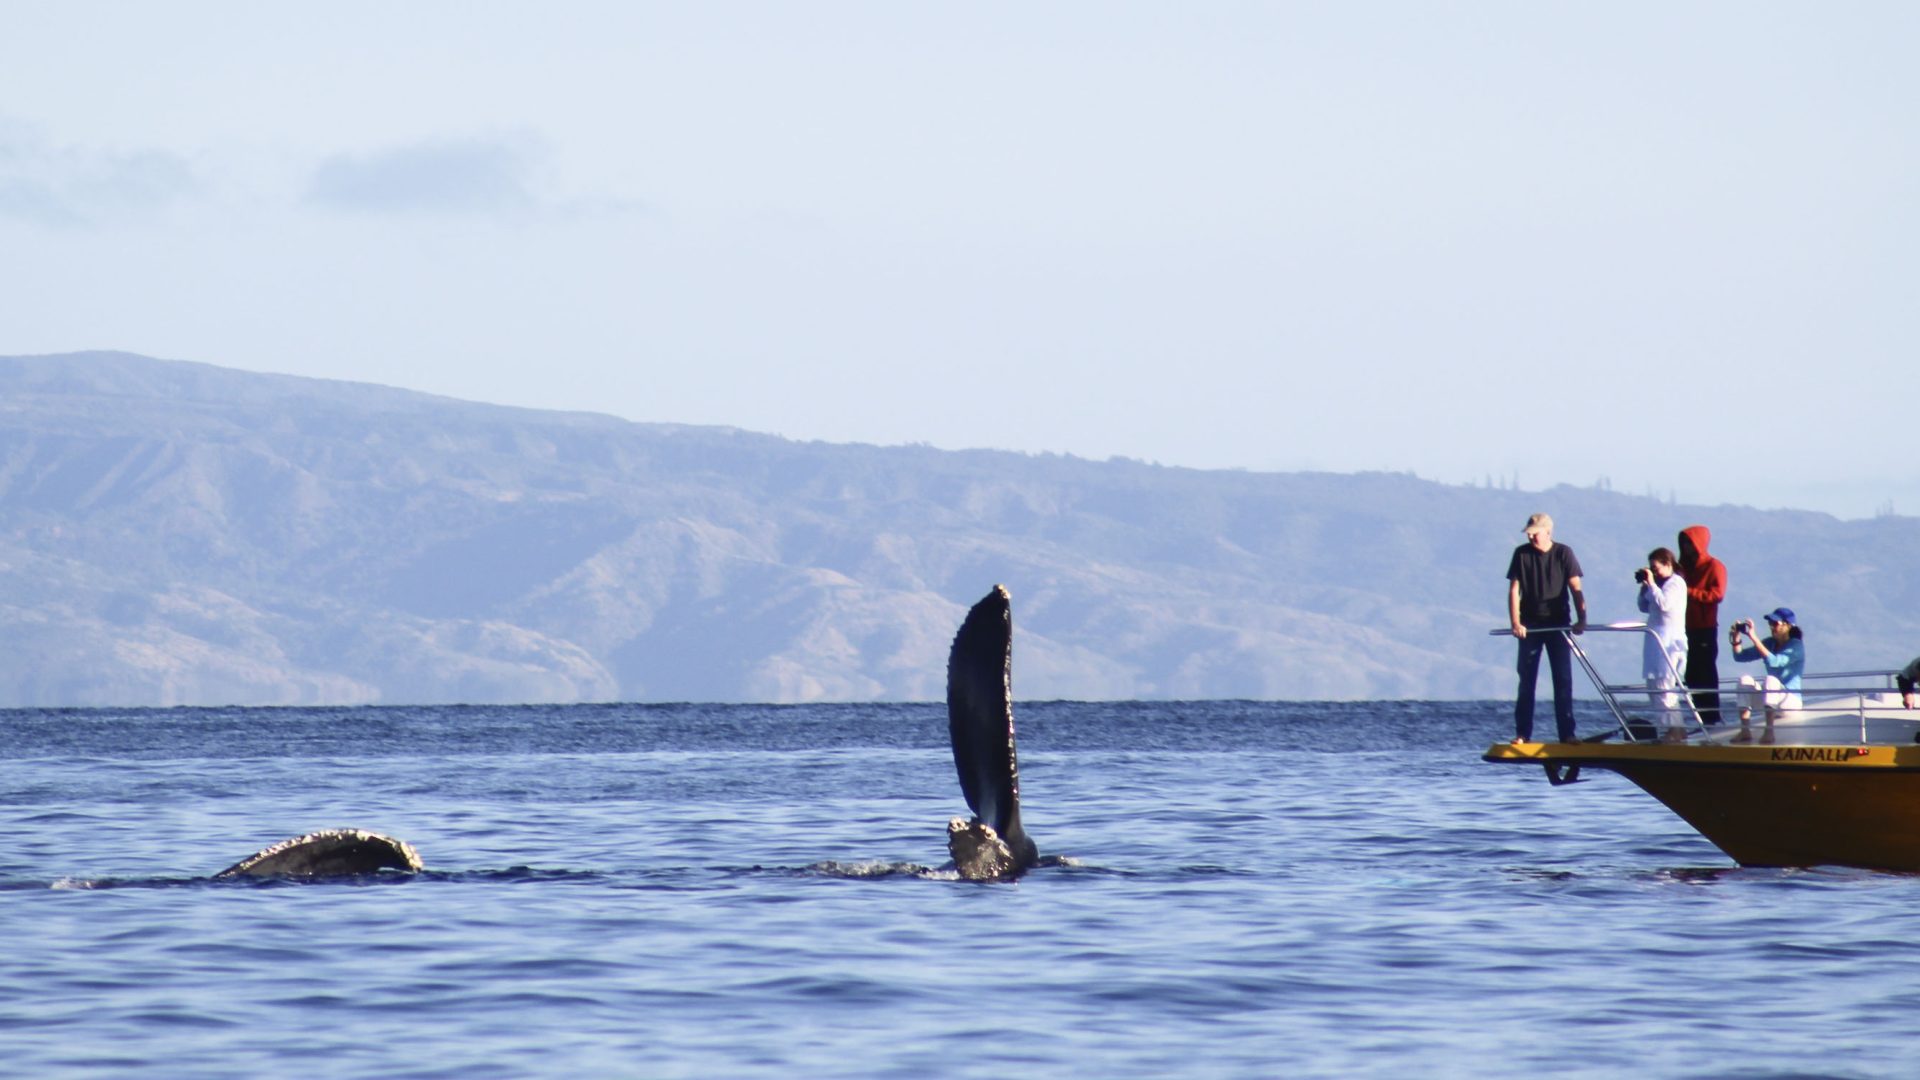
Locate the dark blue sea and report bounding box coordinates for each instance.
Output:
[3,700,1913,1078]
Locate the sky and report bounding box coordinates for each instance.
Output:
[1,3,1913,518]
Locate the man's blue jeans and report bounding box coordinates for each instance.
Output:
[1515,630,1576,742]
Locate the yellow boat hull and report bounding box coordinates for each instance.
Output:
[1485,741,1920,872]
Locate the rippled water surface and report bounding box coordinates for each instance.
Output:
[3,701,1916,1078]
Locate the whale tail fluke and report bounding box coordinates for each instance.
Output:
[946,584,1039,879]
[216,829,423,879]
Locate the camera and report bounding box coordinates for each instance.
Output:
[1634,568,1650,584]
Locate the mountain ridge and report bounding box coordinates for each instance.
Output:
[3,351,1914,707]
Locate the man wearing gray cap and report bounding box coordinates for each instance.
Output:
[1506,513,1587,742]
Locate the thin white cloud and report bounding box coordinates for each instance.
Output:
[305,135,542,216]
[0,120,199,227]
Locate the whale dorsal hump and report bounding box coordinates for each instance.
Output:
[216,829,423,879]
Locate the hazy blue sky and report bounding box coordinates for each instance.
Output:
[2,3,1912,517]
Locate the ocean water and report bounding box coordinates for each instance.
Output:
[2,700,1915,1079]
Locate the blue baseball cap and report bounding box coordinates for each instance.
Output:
[1765,607,1797,626]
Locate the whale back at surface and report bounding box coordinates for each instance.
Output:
[216,829,423,879]
[947,585,1032,863]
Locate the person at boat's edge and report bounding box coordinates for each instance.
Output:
[1676,525,1727,725]
[1729,607,1805,744]
[1506,512,1587,744]
[1896,656,1920,711]
[1636,547,1690,743]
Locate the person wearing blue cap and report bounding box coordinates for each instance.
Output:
[1729,606,1805,743]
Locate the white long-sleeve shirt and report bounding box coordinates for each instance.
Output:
[1637,573,1689,678]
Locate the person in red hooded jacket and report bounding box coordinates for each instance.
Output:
[1677,525,1727,724]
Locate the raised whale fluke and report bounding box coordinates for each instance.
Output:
[946,584,1040,880]
[216,829,423,879]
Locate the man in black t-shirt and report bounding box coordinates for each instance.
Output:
[1505,512,1587,742]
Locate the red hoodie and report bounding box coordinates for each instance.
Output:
[1678,524,1726,631]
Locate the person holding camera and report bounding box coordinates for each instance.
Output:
[1730,607,1805,743]
[1635,547,1690,741]
[1505,512,1586,743]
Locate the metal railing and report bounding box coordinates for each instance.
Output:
[1490,625,1912,743]
[1793,670,1911,743]
[1490,623,1701,740]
